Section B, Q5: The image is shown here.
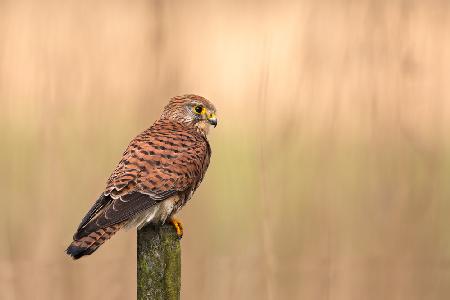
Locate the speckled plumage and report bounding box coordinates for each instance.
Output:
[67,94,217,259]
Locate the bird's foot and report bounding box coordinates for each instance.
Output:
[170,217,183,239]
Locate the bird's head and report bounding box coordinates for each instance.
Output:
[161,94,218,135]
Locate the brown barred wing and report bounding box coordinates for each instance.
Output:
[105,120,211,201]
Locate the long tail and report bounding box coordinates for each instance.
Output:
[66,223,124,259]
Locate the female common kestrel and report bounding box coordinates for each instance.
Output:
[66,94,217,259]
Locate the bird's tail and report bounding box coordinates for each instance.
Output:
[66,223,124,259]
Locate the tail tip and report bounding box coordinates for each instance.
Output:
[66,244,92,260]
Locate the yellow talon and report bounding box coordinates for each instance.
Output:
[170,217,183,238]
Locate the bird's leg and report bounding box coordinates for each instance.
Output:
[170,216,183,239]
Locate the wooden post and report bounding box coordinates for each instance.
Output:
[137,223,181,300]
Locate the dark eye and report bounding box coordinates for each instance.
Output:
[194,105,204,114]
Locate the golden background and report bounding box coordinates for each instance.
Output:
[1,0,450,299]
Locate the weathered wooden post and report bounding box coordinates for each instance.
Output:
[137,223,181,300]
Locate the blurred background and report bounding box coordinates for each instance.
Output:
[1,0,450,299]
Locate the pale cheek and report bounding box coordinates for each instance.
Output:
[178,115,194,123]
[195,121,210,135]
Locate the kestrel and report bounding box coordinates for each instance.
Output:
[66,94,217,259]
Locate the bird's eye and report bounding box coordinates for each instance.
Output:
[194,105,204,114]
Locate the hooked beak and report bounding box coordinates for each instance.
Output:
[207,113,218,127]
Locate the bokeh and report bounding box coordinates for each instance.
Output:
[1,0,450,299]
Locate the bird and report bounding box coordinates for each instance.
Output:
[66,94,217,259]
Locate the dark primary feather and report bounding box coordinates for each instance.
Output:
[74,194,110,236]
[73,192,159,239]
